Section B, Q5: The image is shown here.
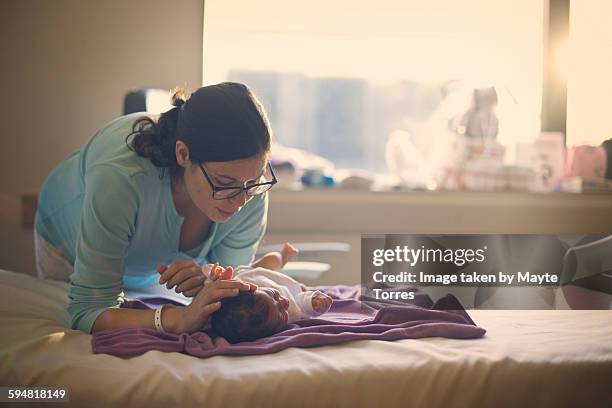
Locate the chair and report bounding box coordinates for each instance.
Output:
[123,88,173,115]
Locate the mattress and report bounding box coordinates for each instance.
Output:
[1,269,611,408]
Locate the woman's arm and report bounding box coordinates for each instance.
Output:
[92,306,186,333]
[92,278,254,333]
[68,164,139,333]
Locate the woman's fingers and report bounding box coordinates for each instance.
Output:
[192,281,249,306]
[206,287,241,302]
[183,286,204,298]
[212,279,252,291]
[166,266,202,289]
[159,259,198,285]
[175,275,206,294]
[192,287,237,307]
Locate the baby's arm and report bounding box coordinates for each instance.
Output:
[294,290,332,317]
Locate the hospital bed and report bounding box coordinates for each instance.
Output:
[1,268,611,408]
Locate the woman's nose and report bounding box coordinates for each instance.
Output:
[230,190,248,207]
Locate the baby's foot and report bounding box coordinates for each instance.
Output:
[312,292,333,314]
[280,242,299,266]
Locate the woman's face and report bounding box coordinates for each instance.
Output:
[176,142,269,223]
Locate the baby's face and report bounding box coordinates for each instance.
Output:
[255,288,290,332]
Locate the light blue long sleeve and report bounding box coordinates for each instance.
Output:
[36,113,268,333]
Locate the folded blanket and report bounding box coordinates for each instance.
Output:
[92,285,486,358]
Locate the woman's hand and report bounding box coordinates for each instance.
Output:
[178,278,254,333]
[157,260,207,297]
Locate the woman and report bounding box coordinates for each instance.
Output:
[34,82,277,334]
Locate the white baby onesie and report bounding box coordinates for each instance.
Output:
[234,266,323,323]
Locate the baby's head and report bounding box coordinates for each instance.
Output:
[210,287,290,344]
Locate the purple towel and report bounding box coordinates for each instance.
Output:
[92,285,486,357]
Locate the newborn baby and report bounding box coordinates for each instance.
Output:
[210,243,333,343]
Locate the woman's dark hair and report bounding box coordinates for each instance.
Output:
[126,82,272,178]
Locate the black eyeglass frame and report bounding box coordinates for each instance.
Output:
[199,162,277,200]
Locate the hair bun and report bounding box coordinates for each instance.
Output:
[171,87,188,108]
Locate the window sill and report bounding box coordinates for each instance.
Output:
[267,188,612,234]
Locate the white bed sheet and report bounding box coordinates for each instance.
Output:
[1,269,611,408]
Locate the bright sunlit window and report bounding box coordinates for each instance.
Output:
[567,0,612,147]
[203,0,544,173]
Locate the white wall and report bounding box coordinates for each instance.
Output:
[266,189,612,285]
[0,0,204,274]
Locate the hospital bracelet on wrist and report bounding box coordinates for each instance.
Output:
[154,305,167,334]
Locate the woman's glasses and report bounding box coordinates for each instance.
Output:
[199,162,277,200]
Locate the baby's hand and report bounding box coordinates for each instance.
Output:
[208,262,234,281]
[204,262,257,292]
[312,292,333,314]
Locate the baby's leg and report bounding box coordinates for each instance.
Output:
[251,242,299,272]
[280,242,298,265]
[251,252,283,271]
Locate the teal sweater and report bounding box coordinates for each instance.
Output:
[36,113,268,333]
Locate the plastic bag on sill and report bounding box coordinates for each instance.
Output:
[385,130,429,189]
[418,81,539,191]
[270,141,335,189]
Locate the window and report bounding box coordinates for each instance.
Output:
[567,0,612,147]
[203,0,544,173]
